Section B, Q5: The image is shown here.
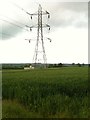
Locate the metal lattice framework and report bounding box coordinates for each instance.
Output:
[26,4,51,68]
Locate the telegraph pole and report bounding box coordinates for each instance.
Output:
[26,4,51,68]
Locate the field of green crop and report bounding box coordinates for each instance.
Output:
[2,67,88,118]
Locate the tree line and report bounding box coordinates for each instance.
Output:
[2,63,88,69]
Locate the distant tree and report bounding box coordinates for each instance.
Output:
[54,64,57,67]
[72,63,75,66]
[24,64,30,67]
[58,63,63,67]
[77,63,81,67]
[48,64,52,68]
[82,63,85,66]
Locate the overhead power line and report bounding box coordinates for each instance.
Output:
[0,15,27,28]
[0,19,29,32]
[11,2,50,18]
[11,2,29,14]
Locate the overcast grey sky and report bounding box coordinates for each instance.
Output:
[0,0,88,64]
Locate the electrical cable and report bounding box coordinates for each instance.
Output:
[0,15,27,28]
[0,19,29,32]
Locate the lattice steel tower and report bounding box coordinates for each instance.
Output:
[26,4,51,68]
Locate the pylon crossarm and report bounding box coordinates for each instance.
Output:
[47,38,52,42]
[26,25,38,28]
[26,24,50,28]
[25,38,36,43]
[26,12,38,16]
[25,39,31,43]
[42,11,50,15]
[42,24,50,30]
[42,24,50,28]
[30,25,38,28]
[25,38,36,41]
[26,25,37,28]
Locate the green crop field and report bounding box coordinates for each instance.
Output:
[2,67,89,118]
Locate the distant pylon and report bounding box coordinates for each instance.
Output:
[26,4,51,68]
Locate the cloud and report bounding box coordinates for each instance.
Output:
[0,20,24,40]
[49,2,88,29]
[0,1,88,40]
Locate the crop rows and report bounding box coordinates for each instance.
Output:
[2,67,88,118]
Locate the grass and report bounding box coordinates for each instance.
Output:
[2,100,42,118]
[2,67,88,118]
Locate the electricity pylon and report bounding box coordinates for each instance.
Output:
[26,4,51,68]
